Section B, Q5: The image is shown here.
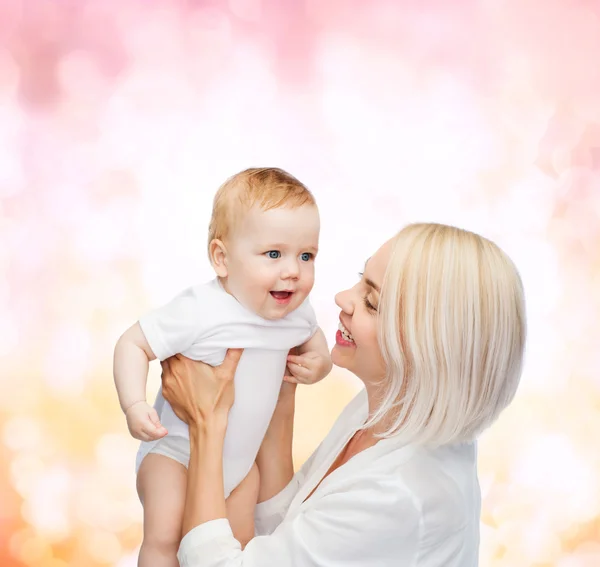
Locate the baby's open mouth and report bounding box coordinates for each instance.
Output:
[270,291,293,300]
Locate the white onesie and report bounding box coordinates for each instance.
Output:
[136,278,318,497]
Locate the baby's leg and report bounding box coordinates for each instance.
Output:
[137,453,187,567]
[226,462,260,548]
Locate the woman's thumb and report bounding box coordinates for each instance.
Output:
[222,348,243,373]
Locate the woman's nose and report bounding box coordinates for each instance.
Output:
[335,288,354,314]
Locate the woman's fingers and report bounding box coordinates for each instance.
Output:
[160,357,173,373]
[160,359,176,393]
[160,371,172,400]
[159,351,241,426]
[219,348,243,377]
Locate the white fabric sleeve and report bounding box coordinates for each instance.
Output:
[253,476,301,536]
[177,476,421,567]
[307,301,319,337]
[138,286,206,361]
[254,434,324,536]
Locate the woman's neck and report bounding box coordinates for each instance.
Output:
[363,381,402,438]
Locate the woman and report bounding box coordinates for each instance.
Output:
[160,223,526,566]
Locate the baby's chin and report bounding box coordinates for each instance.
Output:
[259,297,305,320]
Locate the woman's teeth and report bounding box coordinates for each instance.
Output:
[338,322,355,342]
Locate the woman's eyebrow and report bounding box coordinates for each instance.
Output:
[362,258,380,292]
[365,277,380,293]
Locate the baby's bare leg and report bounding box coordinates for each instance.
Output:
[226,462,260,549]
[137,454,187,567]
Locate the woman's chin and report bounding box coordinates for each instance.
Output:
[331,345,351,370]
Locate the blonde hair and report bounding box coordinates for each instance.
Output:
[207,167,316,254]
[367,223,526,446]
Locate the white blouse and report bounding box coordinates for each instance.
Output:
[178,389,482,567]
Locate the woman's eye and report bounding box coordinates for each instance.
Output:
[266,250,281,259]
[300,252,313,262]
[363,296,377,311]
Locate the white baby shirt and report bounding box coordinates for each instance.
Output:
[136,279,318,496]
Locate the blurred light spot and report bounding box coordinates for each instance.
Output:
[21,464,71,540]
[521,516,562,563]
[0,311,18,357]
[0,47,19,97]
[115,547,140,567]
[73,201,138,264]
[0,276,10,307]
[186,7,233,59]
[229,0,262,22]
[9,529,52,566]
[511,435,597,523]
[87,530,122,564]
[58,50,105,101]
[0,110,23,196]
[74,468,138,532]
[18,535,52,565]
[94,273,129,310]
[557,543,600,567]
[231,44,277,106]
[95,433,136,471]
[3,416,42,452]
[42,324,91,396]
[8,529,31,560]
[40,560,69,567]
[9,455,45,497]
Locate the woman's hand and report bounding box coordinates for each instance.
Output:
[167,350,244,538]
[160,349,243,430]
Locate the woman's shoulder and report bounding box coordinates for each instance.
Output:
[294,419,479,563]
[358,443,480,564]
[329,440,479,528]
[389,442,480,535]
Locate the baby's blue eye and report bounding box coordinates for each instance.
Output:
[300,252,312,262]
[267,250,281,259]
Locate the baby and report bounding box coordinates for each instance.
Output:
[113,167,331,567]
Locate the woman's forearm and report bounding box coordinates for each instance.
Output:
[182,420,229,538]
[255,383,297,503]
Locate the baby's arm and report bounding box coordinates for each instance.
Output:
[113,323,167,441]
[298,327,330,360]
[285,327,332,384]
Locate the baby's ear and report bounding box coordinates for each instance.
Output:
[209,239,228,277]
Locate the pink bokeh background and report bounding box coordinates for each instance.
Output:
[1,1,600,565]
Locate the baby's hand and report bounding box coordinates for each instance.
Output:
[125,401,168,441]
[285,351,332,385]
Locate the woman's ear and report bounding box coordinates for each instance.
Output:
[209,239,228,277]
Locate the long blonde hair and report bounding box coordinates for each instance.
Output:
[367,223,526,446]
